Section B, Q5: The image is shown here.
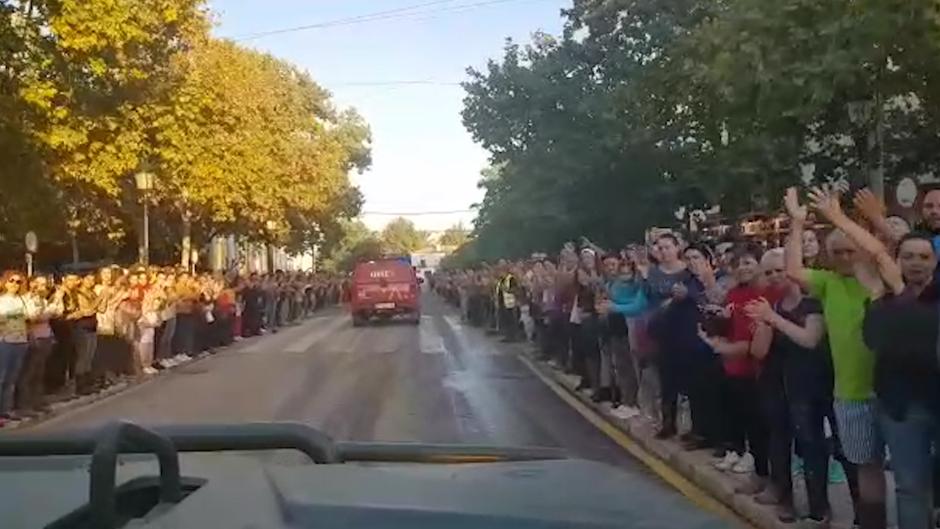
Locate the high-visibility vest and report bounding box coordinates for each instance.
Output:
[500,274,516,309]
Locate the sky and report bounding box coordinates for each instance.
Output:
[210,0,570,232]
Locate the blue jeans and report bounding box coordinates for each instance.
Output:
[0,342,28,413]
[878,402,937,529]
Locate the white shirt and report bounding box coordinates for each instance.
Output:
[0,294,29,343]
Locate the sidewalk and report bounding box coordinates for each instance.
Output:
[515,346,858,529]
[3,313,335,432]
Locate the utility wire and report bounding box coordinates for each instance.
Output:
[232,0,460,41]
[362,209,475,216]
[327,80,462,87]
[231,0,538,41]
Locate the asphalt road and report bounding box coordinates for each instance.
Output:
[36,293,640,458]
[32,291,687,494]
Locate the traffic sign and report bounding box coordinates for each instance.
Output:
[25,231,37,253]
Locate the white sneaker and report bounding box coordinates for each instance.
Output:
[731,452,756,474]
[611,405,640,420]
[143,367,158,375]
[714,451,741,471]
[174,354,190,363]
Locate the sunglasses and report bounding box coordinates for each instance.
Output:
[7,278,22,285]
[764,269,785,276]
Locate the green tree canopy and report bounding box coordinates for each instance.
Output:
[321,218,378,271]
[439,222,470,248]
[461,0,940,260]
[0,0,371,266]
[380,217,427,255]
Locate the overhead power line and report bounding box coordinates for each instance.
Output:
[231,0,542,41]
[232,0,460,41]
[327,80,462,87]
[362,209,475,216]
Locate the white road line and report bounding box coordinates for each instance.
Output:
[442,314,501,356]
[419,320,446,355]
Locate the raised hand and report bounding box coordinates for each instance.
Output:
[853,188,886,222]
[807,186,844,221]
[784,187,808,224]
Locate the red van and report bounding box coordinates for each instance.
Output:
[350,259,421,326]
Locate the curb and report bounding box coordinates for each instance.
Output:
[5,348,229,431]
[516,347,791,529]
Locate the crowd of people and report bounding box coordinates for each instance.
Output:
[0,267,346,426]
[434,185,940,529]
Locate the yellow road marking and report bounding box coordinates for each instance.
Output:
[518,354,750,526]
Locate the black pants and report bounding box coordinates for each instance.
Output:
[215,314,234,347]
[46,319,74,392]
[499,306,520,341]
[724,376,769,476]
[577,316,602,391]
[243,308,262,337]
[571,317,600,385]
[656,354,682,432]
[174,313,196,356]
[766,387,830,518]
[687,357,724,445]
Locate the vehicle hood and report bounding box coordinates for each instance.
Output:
[0,455,729,529]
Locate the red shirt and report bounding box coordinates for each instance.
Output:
[723,283,782,377]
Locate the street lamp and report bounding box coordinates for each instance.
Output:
[265,220,277,273]
[134,169,156,265]
[847,98,884,200]
[66,217,81,265]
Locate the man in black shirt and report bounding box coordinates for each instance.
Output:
[863,232,940,529]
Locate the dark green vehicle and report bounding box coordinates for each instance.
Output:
[0,421,729,529]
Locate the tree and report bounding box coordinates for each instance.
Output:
[320,218,376,271]
[150,38,371,263]
[0,1,372,266]
[0,0,209,262]
[439,223,469,248]
[461,30,682,259]
[461,0,940,260]
[341,236,385,271]
[380,217,427,255]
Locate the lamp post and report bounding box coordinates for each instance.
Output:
[265,220,277,273]
[134,169,155,265]
[66,218,81,265]
[847,97,884,200]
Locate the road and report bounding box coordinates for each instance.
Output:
[36,293,652,462]
[31,292,696,504]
